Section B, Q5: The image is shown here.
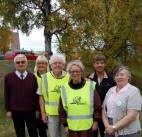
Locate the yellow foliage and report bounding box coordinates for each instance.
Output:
[0,27,11,53]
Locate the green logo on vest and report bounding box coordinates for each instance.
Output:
[51,85,61,93]
[70,96,85,105]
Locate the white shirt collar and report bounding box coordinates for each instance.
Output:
[97,71,108,84]
[15,70,28,79]
[51,71,66,78]
[113,83,130,94]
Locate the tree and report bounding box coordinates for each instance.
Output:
[0,0,67,58]
[58,0,142,67]
[0,25,11,53]
[0,0,141,66]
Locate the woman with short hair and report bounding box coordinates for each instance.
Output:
[59,60,101,137]
[102,66,142,137]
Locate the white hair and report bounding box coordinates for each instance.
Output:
[66,60,85,72]
[114,65,131,81]
[49,54,65,65]
[14,54,27,63]
[34,55,48,72]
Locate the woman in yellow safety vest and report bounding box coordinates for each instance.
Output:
[34,55,48,137]
[59,60,101,137]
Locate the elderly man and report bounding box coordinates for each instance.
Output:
[88,54,116,137]
[4,54,38,137]
[37,54,69,137]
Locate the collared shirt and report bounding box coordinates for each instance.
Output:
[88,71,116,103]
[103,83,142,135]
[106,83,129,117]
[97,71,108,85]
[50,71,66,78]
[15,70,28,80]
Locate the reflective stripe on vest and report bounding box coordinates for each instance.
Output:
[61,86,67,109]
[90,80,94,114]
[68,114,92,120]
[43,74,48,97]
[45,101,59,106]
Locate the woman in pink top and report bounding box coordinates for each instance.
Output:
[102,66,142,137]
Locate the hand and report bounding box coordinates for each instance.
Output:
[6,111,12,118]
[92,121,98,131]
[41,113,48,123]
[64,127,68,133]
[105,125,115,135]
[35,111,40,119]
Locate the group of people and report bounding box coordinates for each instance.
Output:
[4,53,142,137]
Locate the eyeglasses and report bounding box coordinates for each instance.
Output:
[16,61,26,64]
[69,70,81,74]
[52,62,63,65]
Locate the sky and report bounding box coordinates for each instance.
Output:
[19,0,58,52]
[19,28,45,51]
[19,28,58,53]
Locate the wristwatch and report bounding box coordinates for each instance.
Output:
[112,125,116,130]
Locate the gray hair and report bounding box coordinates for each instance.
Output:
[66,60,85,72]
[14,54,27,63]
[49,54,65,65]
[34,55,48,72]
[114,65,131,81]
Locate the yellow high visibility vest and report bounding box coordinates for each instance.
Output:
[41,72,69,115]
[34,73,41,87]
[61,80,96,131]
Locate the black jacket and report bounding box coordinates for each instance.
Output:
[88,72,116,104]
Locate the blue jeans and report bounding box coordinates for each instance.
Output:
[48,115,67,137]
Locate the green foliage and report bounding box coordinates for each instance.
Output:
[58,0,142,68]
[0,0,68,53]
[0,0,142,69]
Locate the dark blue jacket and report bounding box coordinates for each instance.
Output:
[88,72,116,104]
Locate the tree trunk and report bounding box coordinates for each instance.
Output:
[43,0,52,60]
[44,27,52,60]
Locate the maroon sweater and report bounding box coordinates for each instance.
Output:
[4,72,38,111]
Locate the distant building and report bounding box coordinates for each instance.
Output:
[0,18,20,52]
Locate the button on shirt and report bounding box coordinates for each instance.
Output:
[15,70,28,80]
[106,83,130,118]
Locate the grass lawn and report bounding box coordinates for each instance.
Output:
[0,60,142,137]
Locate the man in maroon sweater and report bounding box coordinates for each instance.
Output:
[4,54,38,137]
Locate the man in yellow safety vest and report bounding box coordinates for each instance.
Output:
[37,54,69,137]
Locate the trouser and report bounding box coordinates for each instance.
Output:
[68,129,91,137]
[104,118,140,137]
[12,110,38,137]
[48,115,67,137]
[91,119,105,137]
[36,118,48,137]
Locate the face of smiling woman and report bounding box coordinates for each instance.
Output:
[69,65,82,84]
[37,61,47,74]
[115,69,129,88]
